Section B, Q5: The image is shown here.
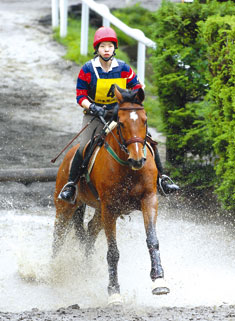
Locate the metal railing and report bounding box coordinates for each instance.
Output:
[51,0,156,84]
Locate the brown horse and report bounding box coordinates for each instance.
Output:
[53,86,169,304]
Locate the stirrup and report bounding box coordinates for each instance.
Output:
[158,174,179,196]
[58,182,78,204]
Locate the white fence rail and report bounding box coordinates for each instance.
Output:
[51,0,156,84]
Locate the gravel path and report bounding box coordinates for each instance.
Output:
[0,1,234,320]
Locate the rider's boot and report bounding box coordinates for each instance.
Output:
[154,148,180,196]
[58,147,84,204]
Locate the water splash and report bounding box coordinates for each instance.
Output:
[0,204,234,312]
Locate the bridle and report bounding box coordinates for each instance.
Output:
[116,106,148,155]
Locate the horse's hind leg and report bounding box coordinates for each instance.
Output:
[72,203,87,245]
[141,194,170,295]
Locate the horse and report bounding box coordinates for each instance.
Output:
[53,85,170,305]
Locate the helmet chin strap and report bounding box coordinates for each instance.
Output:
[99,51,116,62]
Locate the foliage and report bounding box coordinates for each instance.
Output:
[199,15,235,210]
[150,0,235,201]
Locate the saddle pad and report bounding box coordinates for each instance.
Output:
[87,146,101,176]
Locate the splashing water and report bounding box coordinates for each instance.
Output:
[0,202,234,312]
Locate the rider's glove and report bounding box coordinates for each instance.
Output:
[89,103,105,117]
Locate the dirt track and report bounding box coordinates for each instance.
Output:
[1,305,235,321]
[0,0,235,320]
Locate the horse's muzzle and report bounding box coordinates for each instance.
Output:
[128,157,146,170]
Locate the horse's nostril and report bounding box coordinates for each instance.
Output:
[128,158,134,166]
[128,158,146,169]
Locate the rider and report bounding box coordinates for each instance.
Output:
[59,26,179,203]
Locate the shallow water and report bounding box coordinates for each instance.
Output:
[0,202,234,313]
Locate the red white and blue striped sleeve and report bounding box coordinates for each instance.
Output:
[76,65,91,105]
[121,64,142,90]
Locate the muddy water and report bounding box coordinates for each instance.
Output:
[1,202,234,313]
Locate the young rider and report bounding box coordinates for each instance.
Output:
[59,26,179,203]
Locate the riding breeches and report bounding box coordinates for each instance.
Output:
[79,113,105,152]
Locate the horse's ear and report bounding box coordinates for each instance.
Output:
[114,85,124,104]
[136,87,145,104]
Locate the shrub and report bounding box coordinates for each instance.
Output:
[150,0,235,197]
[200,15,235,210]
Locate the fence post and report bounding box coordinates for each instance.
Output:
[103,18,110,27]
[137,41,146,85]
[81,2,89,55]
[51,0,59,28]
[60,0,68,37]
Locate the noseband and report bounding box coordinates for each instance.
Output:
[117,106,147,154]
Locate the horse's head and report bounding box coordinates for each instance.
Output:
[115,85,147,170]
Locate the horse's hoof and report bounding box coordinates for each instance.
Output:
[108,293,123,306]
[152,278,170,295]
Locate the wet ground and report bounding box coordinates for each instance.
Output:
[0,0,235,320]
[2,305,235,321]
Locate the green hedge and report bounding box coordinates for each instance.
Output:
[150,0,235,210]
[200,15,235,210]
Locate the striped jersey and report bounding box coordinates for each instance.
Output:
[76,57,142,108]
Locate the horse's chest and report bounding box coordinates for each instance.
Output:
[106,195,141,214]
[111,175,140,194]
[103,177,142,212]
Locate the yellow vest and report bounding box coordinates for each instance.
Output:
[92,59,127,105]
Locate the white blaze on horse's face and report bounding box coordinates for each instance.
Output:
[134,142,139,156]
[130,111,138,121]
[129,112,140,161]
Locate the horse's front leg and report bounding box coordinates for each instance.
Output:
[86,209,103,255]
[52,202,75,258]
[141,193,170,295]
[72,203,87,245]
[102,205,122,305]
[52,213,72,258]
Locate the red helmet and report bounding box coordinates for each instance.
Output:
[93,27,118,49]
